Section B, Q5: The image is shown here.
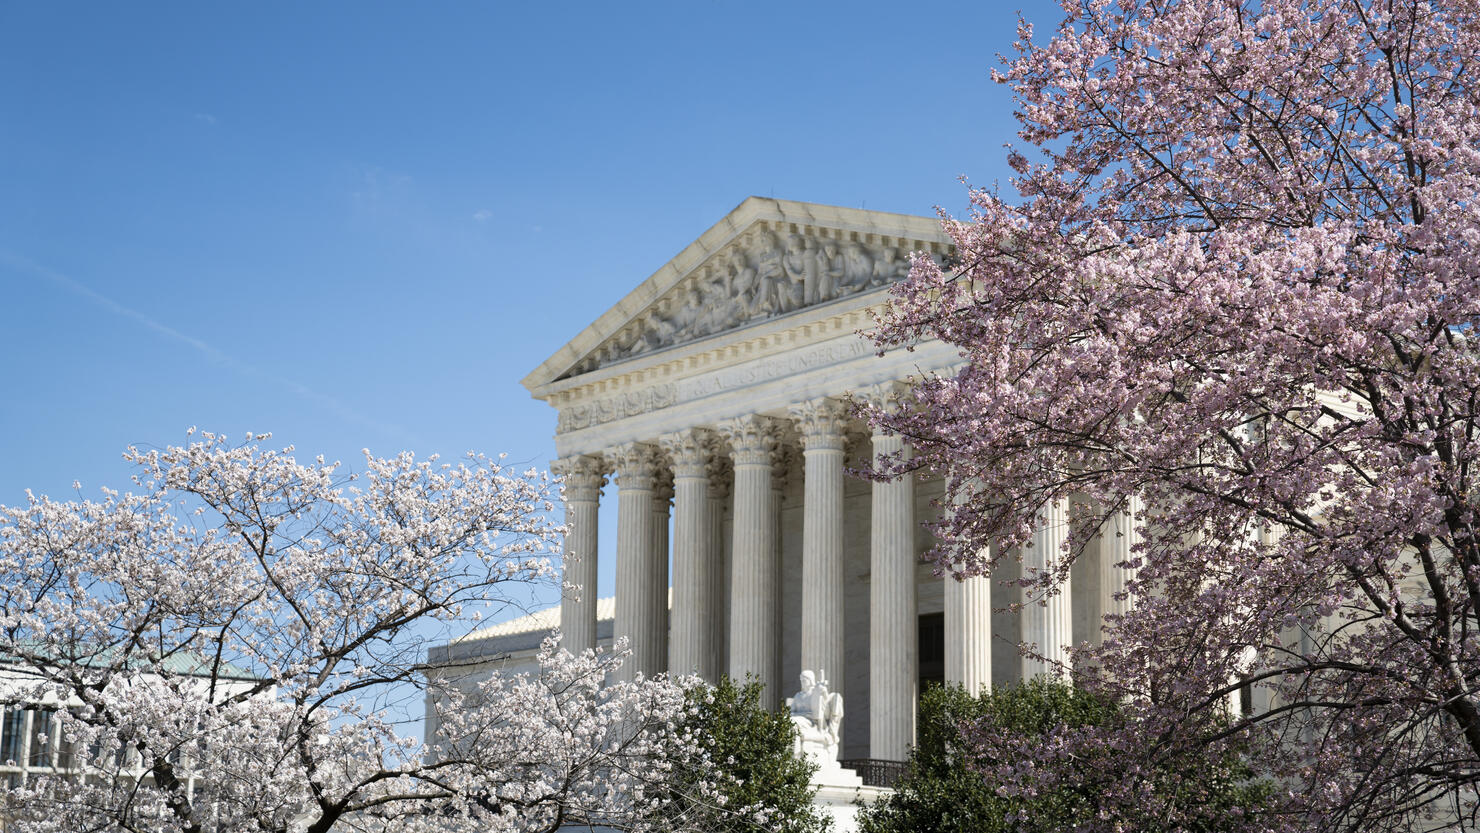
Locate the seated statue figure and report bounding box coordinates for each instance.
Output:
[785,669,843,767]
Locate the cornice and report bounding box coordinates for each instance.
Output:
[535,287,889,408]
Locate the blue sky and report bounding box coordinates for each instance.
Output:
[0,2,1062,626]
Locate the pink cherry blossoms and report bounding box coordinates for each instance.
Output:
[868,0,1480,829]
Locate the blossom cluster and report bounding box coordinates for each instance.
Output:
[867,0,1480,828]
[0,433,725,833]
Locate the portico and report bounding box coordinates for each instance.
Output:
[524,198,1134,762]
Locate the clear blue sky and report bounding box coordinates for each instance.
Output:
[0,2,1062,623]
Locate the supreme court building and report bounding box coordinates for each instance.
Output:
[428,197,1137,764]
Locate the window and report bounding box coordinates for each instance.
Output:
[0,709,24,765]
[28,709,53,768]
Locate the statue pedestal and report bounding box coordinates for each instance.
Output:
[811,779,891,833]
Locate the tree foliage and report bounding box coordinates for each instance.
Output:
[0,432,716,833]
[867,0,1480,828]
[859,681,1268,833]
[650,676,830,833]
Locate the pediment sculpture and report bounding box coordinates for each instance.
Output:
[569,228,922,375]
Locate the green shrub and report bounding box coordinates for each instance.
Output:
[858,679,1270,833]
[651,676,831,833]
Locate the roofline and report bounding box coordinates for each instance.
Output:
[0,646,267,684]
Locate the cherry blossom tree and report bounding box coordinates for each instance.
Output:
[868,0,1480,829]
[0,432,713,833]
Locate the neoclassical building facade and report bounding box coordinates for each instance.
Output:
[440,198,1137,763]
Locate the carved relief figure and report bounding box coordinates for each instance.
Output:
[727,249,758,314]
[649,284,706,348]
[749,231,787,316]
[841,241,874,291]
[872,246,906,286]
[675,284,705,333]
[742,231,782,317]
[800,237,826,305]
[609,326,641,362]
[646,297,680,348]
[693,276,731,337]
[820,240,845,301]
[781,234,811,309]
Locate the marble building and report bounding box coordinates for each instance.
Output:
[430,197,1137,764]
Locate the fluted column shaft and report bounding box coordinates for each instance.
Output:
[707,460,731,672]
[612,443,665,681]
[792,398,849,697]
[1099,496,1142,622]
[945,568,993,692]
[1023,498,1072,680]
[870,431,917,760]
[718,415,782,707]
[651,471,673,668]
[942,477,993,693]
[661,430,717,680]
[553,455,606,656]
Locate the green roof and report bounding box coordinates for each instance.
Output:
[1,641,262,682]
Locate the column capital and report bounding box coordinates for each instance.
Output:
[716,414,784,467]
[550,454,607,501]
[789,397,851,452]
[658,428,714,479]
[609,442,663,491]
[857,381,914,437]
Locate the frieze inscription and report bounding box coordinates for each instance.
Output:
[675,339,874,400]
[555,337,877,434]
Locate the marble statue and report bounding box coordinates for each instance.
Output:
[786,669,844,766]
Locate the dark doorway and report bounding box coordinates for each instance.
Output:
[918,612,944,691]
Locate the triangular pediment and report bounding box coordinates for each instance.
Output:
[522,197,950,393]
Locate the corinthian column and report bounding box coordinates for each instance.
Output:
[1099,496,1142,623]
[552,454,606,657]
[791,398,850,699]
[610,442,665,681]
[660,429,718,680]
[869,422,917,760]
[716,414,783,707]
[1022,498,1072,680]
